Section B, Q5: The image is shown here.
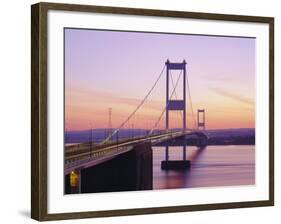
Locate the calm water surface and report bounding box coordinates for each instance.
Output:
[152,145,255,189]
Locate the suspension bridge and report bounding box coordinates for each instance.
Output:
[65,59,208,194]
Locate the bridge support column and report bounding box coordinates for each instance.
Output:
[165,146,169,161]
[165,145,188,161]
[162,60,190,170]
[161,140,190,170]
[65,142,153,194]
[183,145,186,160]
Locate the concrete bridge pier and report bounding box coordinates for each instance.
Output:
[65,142,153,194]
[183,145,186,160]
[161,143,190,170]
[165,145,169,161]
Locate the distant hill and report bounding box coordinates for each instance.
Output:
[204,128,255,145]
[65,128,255,145]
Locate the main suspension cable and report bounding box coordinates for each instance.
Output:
[186,66,197,129]
[101,64,166,144]
[148,70,183,136]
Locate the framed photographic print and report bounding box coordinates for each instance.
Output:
[31,2,274,221]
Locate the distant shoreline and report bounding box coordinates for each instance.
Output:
[65,128,255,145]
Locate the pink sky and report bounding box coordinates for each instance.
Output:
[65,28,255,131]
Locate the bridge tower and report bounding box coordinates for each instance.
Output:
[162,59,189,169]
[165,59,186,131]
[197,109,205,130]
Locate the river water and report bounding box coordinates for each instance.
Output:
[152,145,255,190]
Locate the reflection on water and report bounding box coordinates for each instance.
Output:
[153,145,255,189]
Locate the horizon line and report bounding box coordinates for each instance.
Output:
[65,127,255,132]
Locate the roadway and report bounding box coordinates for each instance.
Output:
[64,129,206,175]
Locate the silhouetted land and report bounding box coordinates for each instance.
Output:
[187,129,255,145]
[65,128,255,145]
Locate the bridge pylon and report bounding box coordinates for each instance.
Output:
[197,109,206,130]
[165,59,186,131]
[162,59,190,170]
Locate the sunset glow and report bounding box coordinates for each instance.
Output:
[65,29,255,131]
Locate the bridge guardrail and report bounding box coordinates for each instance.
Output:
[65,130,192,166]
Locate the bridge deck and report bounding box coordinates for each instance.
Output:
[64,130,207,174]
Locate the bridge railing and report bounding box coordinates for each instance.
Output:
[65,129,180,165]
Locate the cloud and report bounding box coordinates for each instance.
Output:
[65,88,164,111]
[209,87,254,106]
